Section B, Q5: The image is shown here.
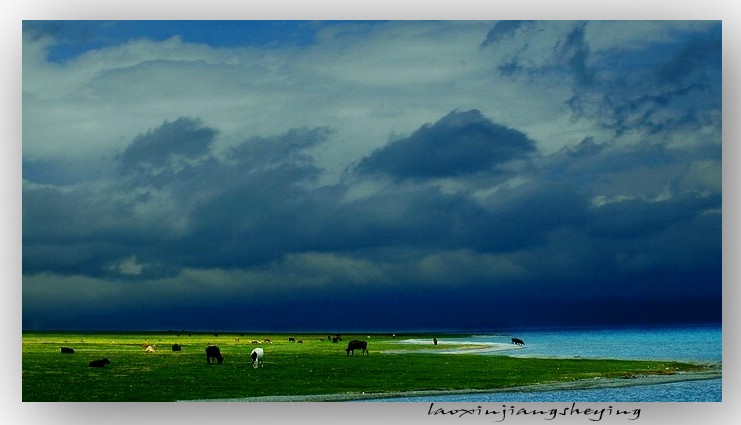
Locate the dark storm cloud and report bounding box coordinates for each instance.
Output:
[23,119,338,277]
[23,105,719,283]
[355,109,536,180]
[568,27,722,135]
[587,193,721,239]
[118,117,217,178]
[22,20,722,332]
[655,36,722,86]
[22,182,160,277]
[553,21,594,87]
[22,110,584,278]
[480,20,535,47]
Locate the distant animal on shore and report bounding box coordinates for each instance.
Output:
[511,338,525,346]
[346,340,368,356]
[172,343,182,352]
[89,358,110,368]
[205,345,224,364]
[60,347,75,354]
[251,340,261,344]
[251,347,264,368]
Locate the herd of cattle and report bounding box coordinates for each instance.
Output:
[60,335,526,368]
[60,334,374,368]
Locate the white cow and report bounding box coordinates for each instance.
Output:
[250,347,264,368]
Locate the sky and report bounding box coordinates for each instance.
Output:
[21,20,723,332]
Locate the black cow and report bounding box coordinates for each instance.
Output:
[172,343,182,352]
[89,358,110,367]
[205,345,224,364]
[288,337,296,342]
[511,338,525,346]
[346,340,368,356]
[60,347,75,354]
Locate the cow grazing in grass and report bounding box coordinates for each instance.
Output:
[145,345,156,353]
[511,338,525,346]
[60,347,75,354]
[251,347,264,368]
[89,358,110,367]
[172,344,182,352]
[346,340,368,356]
[288,337,296,342]
[205,345,224,364]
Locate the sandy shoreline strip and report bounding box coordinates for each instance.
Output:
[183,367,721,402]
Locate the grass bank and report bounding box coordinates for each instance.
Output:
[22,331,715,402]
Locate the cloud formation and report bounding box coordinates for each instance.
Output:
[355,109,536,180]
[22,21,722,331]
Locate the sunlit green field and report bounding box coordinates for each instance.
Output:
[22,331,709,402]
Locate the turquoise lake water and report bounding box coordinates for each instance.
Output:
[367,324,722,402]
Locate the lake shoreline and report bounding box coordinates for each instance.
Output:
[184,366,721,402]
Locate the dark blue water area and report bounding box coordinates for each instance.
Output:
[365,324,722,402]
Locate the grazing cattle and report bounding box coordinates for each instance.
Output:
[346,340,368,356]
[251,340,260,344]
[264,339,272,344]
[332,337,339,343]
[205,345,224,364]
[511,338,525,346]
[298,340,303,344]
[89,358,110,368]
[172,344,182,352]
[288,337,296,342]
[60,347,75,354]
[433,338,438,345]
[250,347,264,368]
[145,345,156,353]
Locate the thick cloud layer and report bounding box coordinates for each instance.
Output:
[22,21,722,331]
[356,109,536,179]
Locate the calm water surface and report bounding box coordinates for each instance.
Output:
[367,325,722,402]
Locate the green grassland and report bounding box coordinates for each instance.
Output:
[22,331,711,402]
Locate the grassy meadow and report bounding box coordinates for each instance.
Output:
[22,331,711,402]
